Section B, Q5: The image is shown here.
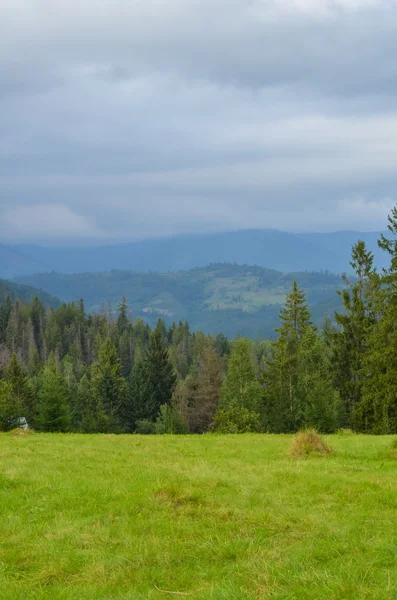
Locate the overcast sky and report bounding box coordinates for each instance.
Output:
[1,0,397,244]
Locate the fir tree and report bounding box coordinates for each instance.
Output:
[190,337,222,432]
[0,295,12,344]
[30,296,46,354]
[263,282,313,432]
[276,280,313,340]
[143,328,176,421]
[119,329,132,378]
[36,355,71,432]
[297,328,340,433]
[360,312,397,433]
[91,337,127,432]
[220,337,262,415]
[124,359,154,432]
[154,318,168,344]
[6,301,22,354]
[359,209,397,432]
[328,241,377,428]
[73,374,97,433]
[0,380,19,431]
[6,353,35,427]
[117,297,129,335]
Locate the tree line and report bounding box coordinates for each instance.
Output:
[2,207,397,434]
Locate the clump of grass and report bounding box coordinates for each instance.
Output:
[337,428,354,436]
[390,439,397,457]
[156,486,203,508]
[289,428,333,458]
[9,428,34,436]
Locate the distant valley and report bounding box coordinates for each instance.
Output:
[15,264,344,338]
[4,227,384,337]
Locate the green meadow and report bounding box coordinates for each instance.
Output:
[1,433,397,600]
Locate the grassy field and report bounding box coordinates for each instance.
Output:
[0,433,397,600]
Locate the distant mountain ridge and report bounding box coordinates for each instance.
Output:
[1,229,387,279]
[0,244,46,279]
[15,263,344,338]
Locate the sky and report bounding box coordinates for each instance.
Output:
[1,0,397,244]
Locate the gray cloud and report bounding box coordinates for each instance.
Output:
[1,0,397,243]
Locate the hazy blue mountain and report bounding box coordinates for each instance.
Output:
[1,229,387,279]
[15,264,344,338]
[0,244,46,278]
[0,278,60,308]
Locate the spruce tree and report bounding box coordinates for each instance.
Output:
[219,337,262,415]
[119,329,132,378]
[277,280,313,340]
[0,380,19,431]
[359,209,397,432]
[6,353,36,428]
[91,337,127,432]
[263,282,313,432]
[124,359,154,432]
[73,374,97,433]
[328,241,378,429]
[143,328,176,421]
[0,296,12,344]
[6,301,22,354]
[30,296,46,354]
[190,337,223,432]
[117,297,129,335]
[297,328,340,433]
[37,355,71,432]
[154,318,168,343]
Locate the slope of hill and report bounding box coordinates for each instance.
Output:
[0,279,60,308]
[15,264,344,338]
[1,229,387,278]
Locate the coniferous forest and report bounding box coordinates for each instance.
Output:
[2,207,397,435]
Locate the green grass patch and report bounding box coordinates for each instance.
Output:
[0,434,396,599]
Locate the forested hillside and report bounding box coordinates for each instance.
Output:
[1,229,387,278]
[0,279,60,308]
[16,264,343,338]
[2,208,397,436]
[1,205,397,436]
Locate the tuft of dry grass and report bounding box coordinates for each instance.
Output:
[9,428,34,436]
[289,428,333,458]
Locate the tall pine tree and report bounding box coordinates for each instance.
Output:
[328,241,378,429]
[220,337,261,414]
[360,208,397,432]
[143,328,176,421]
[190,337,223,432]
[91,337,127,432]
[263,282,313,432]
[37,354,71,432]
[6,353,35,427]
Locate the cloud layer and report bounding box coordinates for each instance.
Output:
[1,0,397,243]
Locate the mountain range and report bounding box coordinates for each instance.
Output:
[0,229,387,279]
